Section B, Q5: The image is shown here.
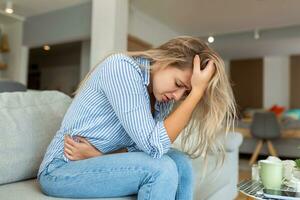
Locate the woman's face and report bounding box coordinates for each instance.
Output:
[150,65,192,102]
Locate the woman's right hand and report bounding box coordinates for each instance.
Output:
[64,135,103,161]
[190,55,215,96]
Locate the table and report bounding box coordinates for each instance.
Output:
[238,180,296,200]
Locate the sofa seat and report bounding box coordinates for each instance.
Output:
[0,179,134,200]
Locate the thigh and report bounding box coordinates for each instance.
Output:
[39,152,176,198]
[166,148,195,200]
[166,148,194,182]
[166,148,192,168]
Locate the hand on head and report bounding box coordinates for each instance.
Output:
[190,55,215,93]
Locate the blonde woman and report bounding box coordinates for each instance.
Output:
[38,36,236,200]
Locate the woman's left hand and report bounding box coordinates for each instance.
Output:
[64,135,103,161]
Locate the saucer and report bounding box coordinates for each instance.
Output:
[283,177,299,188]
[284,180,296,188]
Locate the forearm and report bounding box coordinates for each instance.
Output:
[164,90,204,143]
[109,148,128,154]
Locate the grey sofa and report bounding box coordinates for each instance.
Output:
[0,80,27,92]
[0,90,243,200]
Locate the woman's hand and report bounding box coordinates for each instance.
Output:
[190,55,215,96]
[64,135,103,161]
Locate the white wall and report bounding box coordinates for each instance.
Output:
[128,5,180,46]
[209,25,300,60]
[223,59,230,77]
[90,0,128,67]
[1,21,28,84]
[23,3,91,48]
[80,40,91,80]
[263,56,290,108]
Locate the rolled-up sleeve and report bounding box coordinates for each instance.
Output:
[99,55,171,158]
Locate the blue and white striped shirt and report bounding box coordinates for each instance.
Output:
[38,53,174,177]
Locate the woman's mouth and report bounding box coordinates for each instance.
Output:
[162,95,170,102]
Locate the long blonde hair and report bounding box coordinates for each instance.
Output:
[74,36,236,161]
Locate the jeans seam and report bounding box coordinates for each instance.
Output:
[43,166,159,199]
[45,166,157,181]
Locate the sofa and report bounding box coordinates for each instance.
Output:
[0,90,243,200]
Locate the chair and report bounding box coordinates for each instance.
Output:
[0,80,27,92]
[249,112,282,165]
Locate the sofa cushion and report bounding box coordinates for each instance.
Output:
[0,91,72,185]
[0,179,135,200]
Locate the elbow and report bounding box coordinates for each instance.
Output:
[147,143,171,159]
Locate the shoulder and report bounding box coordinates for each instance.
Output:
[101,53,143,77]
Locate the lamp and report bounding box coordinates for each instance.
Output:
[254,29,260,40]
[208,36,214,43]
[5,1,13,14]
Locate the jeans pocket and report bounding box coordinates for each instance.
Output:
[45,158,67,176]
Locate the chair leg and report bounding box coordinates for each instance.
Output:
[267,140,277,157]
[249,140,263,165]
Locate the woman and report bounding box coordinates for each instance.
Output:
[38,36,236,200]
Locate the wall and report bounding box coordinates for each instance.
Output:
[40,65,79,95]
[80,40,90,80]
[209,25,300,60]
[263,56,290,108]
[23,2,180,49]
[29,43,81,95]
[1,21,28,84]
[128,5,180,46]
[23,3,91,48]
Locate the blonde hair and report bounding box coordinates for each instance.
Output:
[74,36,236,162]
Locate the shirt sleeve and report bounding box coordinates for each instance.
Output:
[99,55,171,158]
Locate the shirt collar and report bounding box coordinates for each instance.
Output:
[134,56,150,86]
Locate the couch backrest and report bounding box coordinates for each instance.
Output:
[0,91,72,185]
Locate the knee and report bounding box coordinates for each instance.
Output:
[167,149,194,180]
[144,156,179,187]
[157,156,179,182]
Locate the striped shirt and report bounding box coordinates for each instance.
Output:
[38,53,174,177]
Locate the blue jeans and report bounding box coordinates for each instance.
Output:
[38,148,194,200]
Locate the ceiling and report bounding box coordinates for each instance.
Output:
[2,0,300,59]
[2,0,300,37]
[0,0,90,17]
[131,0,300,36]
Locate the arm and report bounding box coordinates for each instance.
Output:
[164,55,215,143]
[64,135,127,161]
[164,90,204,143]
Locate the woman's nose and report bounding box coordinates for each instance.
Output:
[172,88,186,101]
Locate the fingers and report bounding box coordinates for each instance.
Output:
[64,143,74,160]
[203,60,216,76]
[65,142,75,152]
[64,145,73,155]
[64,135,77,160]
[193,55,201,74]
[64,151,75,160]
[64,135,77,147]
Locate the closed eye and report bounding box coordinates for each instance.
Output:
[175,81,184,88]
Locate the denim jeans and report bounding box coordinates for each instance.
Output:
[38,148,194,200]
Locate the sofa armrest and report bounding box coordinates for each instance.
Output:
[172,131,243,153]
[223,132,243,152]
